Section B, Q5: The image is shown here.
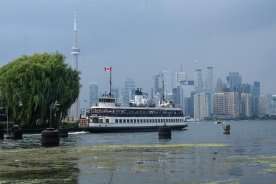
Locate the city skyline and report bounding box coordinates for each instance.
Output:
[0,0,276,105]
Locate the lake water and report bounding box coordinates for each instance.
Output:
[1,120,276,184]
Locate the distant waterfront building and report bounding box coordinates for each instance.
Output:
[252,81,261,116]
[154,71,171,99]
[213,93,225,116]
[194,92,210,121]
[258,95,270,117]
[226,72,242,92]
[215,78,227,92]
[271,95,276,116]
[176,71,186,84]
[240,83,252,93]
[213,92,240,119]
[241,93,253,118]
[122,78,136,105]
[154,73,163,96]
[111,88,120,101]
[174,72,195,117]
[89,83,98,107]
[205,66,214,92]
[172,86,184,109]
[205,66,214,115]
[252,81,261,97]
[195,69,204,92]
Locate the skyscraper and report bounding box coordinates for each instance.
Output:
[69,13,81,120]
[271,95,276,116]
[193,92,210,121]
[205,66,214,92]
[89,83,98,107]
[241,93,253,118]
[122,78,136,105]
[252,81,261,116]
[213,93,225,116]
[213,92,240,119]
[252,81,261,97]
[215,78,226,92]
[226,72,242,92]
[195,69,203,92]
[153,73,163,96]
[172,86,184,108]
[258,95,270,117]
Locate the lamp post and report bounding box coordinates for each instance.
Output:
[41,100,60,147]
[6,106,8,136]
[49,101,60,128]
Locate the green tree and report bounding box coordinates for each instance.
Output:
[0,53,80,128]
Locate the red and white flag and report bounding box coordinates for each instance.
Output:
[104,67,112,72]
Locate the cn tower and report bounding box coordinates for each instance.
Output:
[71,13,80,120]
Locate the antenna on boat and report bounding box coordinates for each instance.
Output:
[104,67,112,97]
[162,77,165,103]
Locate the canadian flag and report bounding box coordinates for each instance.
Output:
[104,67,112,72]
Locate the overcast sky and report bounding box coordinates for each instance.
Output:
[0,0,276,106]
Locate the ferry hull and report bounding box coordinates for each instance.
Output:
[87,124,188,133]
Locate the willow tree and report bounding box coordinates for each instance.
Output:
[0,53,80,128]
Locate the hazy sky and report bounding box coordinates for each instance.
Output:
[0,0,276,106]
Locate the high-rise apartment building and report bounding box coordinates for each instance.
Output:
[215,78,226,92]
[252,81,261,116]
[258,95,270,117]
[241,93,253,118]
[172,86,184,109]
[213,92,240,119]
[194,92,210,121]
[271,95,276,116]
[205,66,214,92]
[226,72,242,92]
[89,83,98,107]
[154,71,171,99]
[122,78,136,105]
[195,69,204,92]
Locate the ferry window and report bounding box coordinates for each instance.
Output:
[123,119,126,123]
[99,119,103,123]
[115,119,118,123]
[127,119,129,123]
[92,118,99,123]
[134,119,136,123]
[130,119,133,123]
[106,119,109,123]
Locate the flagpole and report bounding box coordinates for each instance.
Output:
[109,68,112,97]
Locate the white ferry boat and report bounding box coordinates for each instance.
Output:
[86,88,188,133]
